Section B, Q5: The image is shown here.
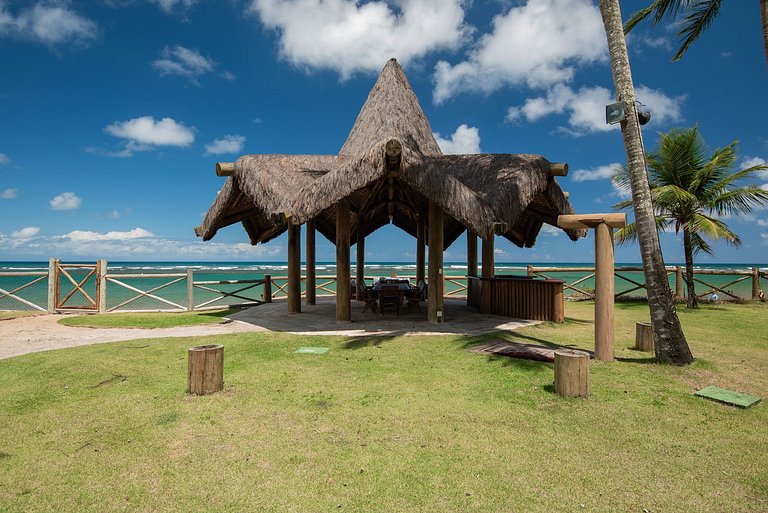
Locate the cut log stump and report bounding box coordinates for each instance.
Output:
[635,322,654,352]
[187,344,224,395]
[554,349,590,398]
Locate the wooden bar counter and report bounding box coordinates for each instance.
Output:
[467,275,564,323]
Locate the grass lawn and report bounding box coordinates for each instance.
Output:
[1,301,766,512]
[57,309,234,329]
[0,311,42,321]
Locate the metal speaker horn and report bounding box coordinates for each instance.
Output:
[637,109,652,125]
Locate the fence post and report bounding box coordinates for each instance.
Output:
[263,275,272,303]
[187,269,194,311]
[97,259,107,313]
[47,258,57,313]
[675,266,683,300]
[527,264,534,277]
[752,267,760,300]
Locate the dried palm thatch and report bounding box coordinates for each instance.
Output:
[195,58,585,249]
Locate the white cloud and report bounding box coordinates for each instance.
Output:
[572,163,621,182]
[152,45,217,82]
[62,227,154,242]
[105,116,195,147]
[741,156,768,180]
[248,0,469,79]
[152,0,198,13]
[11,226,39,239]
[539,224,562,237]
[757,219,768,227]
[507,84,684,135]
[0,3,97,46]
[50,192,82,210]
[433,0,606,103]
[204,135,246,155]
[0,152,9,166]
[1,188,17,199]
[433,124,480,154]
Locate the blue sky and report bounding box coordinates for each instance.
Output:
[0,0,766,264]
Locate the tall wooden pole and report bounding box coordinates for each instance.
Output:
[427,201,444,323]
[466,230,477,306]
[481,233,494,314]
[305,219,316,305]
[287,223,301,314]
[356,227,366,297]
[416,215,426,284]
[336,199,351,321]
[594,222,615,361]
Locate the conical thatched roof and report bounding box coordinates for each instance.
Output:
[195,59,585,249]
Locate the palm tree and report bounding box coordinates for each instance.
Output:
[598,0,693,364]
[624,0,768,65]
[614,127,768,308]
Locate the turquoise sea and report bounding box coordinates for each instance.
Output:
[1,261,766,311]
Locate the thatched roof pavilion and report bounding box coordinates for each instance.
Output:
[196,58,584,323]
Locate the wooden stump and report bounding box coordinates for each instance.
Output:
[635,322,654,352]
[187,344,224,395]
[554,349,590,398]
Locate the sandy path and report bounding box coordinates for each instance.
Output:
[0,314,267,360]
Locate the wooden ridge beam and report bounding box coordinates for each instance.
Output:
[548,163,569,176]
[216,162,236,176]
[557,213,626,229]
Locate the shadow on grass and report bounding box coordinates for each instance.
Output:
[616,355,658,364]
[342,334,400,350]
[201,308,247,321]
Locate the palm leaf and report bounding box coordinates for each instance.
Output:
[672,0,723,61]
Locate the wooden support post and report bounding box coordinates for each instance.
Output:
[263,275,272,303]
[186,269,194,311]
[554,349,590,398]
[47,258,57,313]
[675,266,683,300]
[527,264,534,277]
[752,267,760,300]
[187,344,224,395]
[97,259,107,313]
[481,233,494,314]
[416,216,426,284]
[635,322,654,352]
[356,231,365,299]
[287,223,301,314]
[305,220,316,305]
[336,199,351,321]
[428,201,444,323]
[594,222,615,361]
[466,230,477,306]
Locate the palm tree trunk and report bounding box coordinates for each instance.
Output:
[682,228,699,309]
[761,0,768,66]
[598,0,694,364]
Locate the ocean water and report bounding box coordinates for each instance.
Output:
[1,261,766,311]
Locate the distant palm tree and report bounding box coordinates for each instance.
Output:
[624,0,768,65]
[614,127,768,308]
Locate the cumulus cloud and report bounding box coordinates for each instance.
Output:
[741,156,768,180]
[152,45,230,83]
[11,226,40,239]
[62,227,154,242]
[204,135,246,155]
[1,188,17,199]
[507,84,684,135]
[0,152,9,166]
[50,192,82,210]
[433,0,606,103]
[572,163,621,182]
[539,224,562,237]
[433,124,480,154]
[0,2,97,46]
[105,116,195,147]
[248,0,469,79]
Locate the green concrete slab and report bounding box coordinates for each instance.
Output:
[694,385,761,409]
[295,346,329,355]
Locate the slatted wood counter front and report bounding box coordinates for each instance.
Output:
[467,276,565,323]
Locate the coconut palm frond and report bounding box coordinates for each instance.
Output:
[615,216,671,245]
[687,212,740,250]
[653,184,698,211]
[711,186,768,217]
[624,0,691,33]
[688,231,714,256]
[673,0,723,61]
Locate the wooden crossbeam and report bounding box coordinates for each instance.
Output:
[58,266,97,308]
[107,277,186,312]
[693,276,747,300]
[194,281,263,309]
[0,275,47,311]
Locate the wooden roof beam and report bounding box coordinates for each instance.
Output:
[558,213,626,229]
[548,163,569,177]
[216,162,236,176]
